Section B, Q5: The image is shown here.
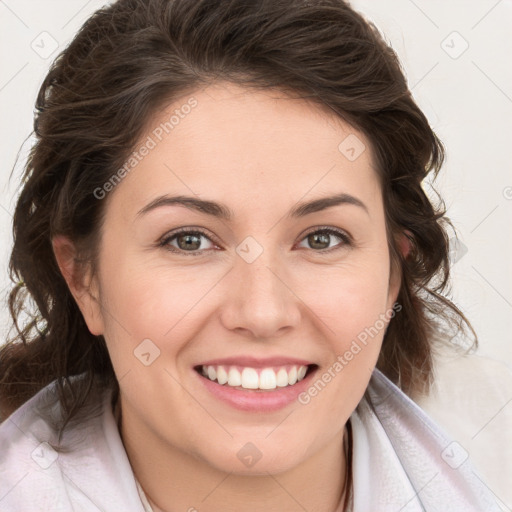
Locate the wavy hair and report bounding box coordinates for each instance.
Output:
[0,0,475,428]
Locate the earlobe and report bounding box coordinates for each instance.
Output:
[51,235,104,336]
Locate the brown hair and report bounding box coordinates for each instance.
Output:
[0,0,475,426]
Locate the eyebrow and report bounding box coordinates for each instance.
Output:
[136,192,369,220]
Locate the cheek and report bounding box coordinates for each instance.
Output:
[302,257,392,342]
[98,254,224,357]
[295,263,393,424]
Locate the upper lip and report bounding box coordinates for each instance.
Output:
[195,356,314,368]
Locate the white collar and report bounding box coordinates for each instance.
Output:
[0,370,501,511]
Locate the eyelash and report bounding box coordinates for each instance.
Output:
[158,226,352,256]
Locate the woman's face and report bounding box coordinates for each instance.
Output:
[75,82,400,475]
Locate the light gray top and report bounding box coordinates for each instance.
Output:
[0,369,501,511]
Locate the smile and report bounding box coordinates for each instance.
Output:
[198,364,311,390]
[193,360,319,412]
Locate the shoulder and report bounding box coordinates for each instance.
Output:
[0,379,71,510]
[0,376,143,511]
[349,369,502,512]
[416,348,512,509]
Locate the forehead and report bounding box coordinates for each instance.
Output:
[109,81,381,219]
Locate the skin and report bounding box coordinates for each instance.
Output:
[53,81,403,512]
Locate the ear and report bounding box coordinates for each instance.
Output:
[52,235,104,336]
[386,230,412,309]
[397,229,413,260]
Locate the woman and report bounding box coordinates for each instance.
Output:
[0,0,501,510]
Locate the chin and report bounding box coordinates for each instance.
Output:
[197,438,307,476]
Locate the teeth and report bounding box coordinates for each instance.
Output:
[217,366,228,385]
[259,368,277,390]
[228,367,241,387]
[288,366,298,385]
[200,364,310,390]
[276,368,289,387]
[241,368,259,389]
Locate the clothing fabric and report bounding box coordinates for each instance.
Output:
[416,347,512,507]
[0,369,501,511]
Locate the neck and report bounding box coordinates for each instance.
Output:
[117,399,351,512]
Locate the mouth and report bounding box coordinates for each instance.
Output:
[193,362,319,412]
[193,363,319,392]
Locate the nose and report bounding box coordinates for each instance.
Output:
[219,253,302,339]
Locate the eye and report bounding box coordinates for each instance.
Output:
[296,227,351,252]
[158,226,352,256]
[159,228,218,255]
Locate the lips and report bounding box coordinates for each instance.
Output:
[195,355,314,368]
[193,360,319,412]
[192,355,318,412]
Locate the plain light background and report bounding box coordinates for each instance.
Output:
[0,0,511,506]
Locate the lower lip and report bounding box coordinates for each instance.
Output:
[195,366,318,412]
